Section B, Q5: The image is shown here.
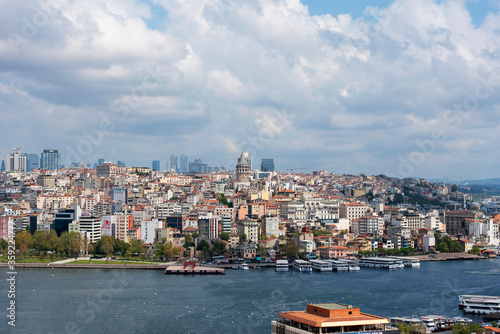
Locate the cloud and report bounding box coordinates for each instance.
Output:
[0,0,499,179]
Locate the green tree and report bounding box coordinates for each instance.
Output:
[397,323,426,334]
[59,232,82,258]
[33,230,50,252]
[451,184,458,192]
[219,231,230,241]
[184,233,193,243]
[197,239,210,251]
[169,196,180,201]
[240,233,247,243]
[192,232,199,239]
[100,235,115,258]
[260,234,269,241]
[280,243,299,259]
[218,194,229,205]
[452,322,483,334]
[468,245,480,255]
[0,238,8,251]
[390,193,405,204]
[437,242,449,253]
[128,239,145,256]
[257,244,267,258]
[312,229,332,237]
[15,230,33,258]
[212,240,226,255]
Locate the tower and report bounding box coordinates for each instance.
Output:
[40,149,61,170]
[236,147,250,183]
[169,154,178,172]
[6,147,27,172]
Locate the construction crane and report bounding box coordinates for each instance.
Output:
[286,167,307,175]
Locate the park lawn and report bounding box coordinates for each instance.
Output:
[0,256,59,263]
[70,260,161,265]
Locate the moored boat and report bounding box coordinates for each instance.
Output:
[459,295,500,314]
[275,259,289,272]
[359,257,404,269]
[324,259,349,271]
[292,259,312,272]
[309,259,333,272]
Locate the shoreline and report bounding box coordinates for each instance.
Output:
[0,262,166,270]
[0,253,490,271]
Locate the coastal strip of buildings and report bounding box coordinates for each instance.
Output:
[1,146,499,261]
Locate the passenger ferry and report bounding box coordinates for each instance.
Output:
[459,295,500,314]
[292,259,312,272]
[275,259,289,272]
[309,259,333,272]
[358,257,404,269]
[324,259,349,271]
[386,256,420,267]
[338,259,360,271]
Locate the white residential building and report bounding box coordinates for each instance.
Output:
[141,219,163,244]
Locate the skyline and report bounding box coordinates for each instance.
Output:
[1,0,500,180]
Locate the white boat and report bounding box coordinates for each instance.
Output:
[459,295,500,314]
[309,259,333,272]
[292,259,312,272]
[324,259,349,271]
[275,259,289,272]
[358,257,404,269]
[240,263,249,270]
[386,256,420,268]
[338,259,360,271]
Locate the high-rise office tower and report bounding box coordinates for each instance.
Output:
[40,149,61,170]
[261,158,275,172]
[169,154,178,172]
[6,147,27,172]
[117,160,125,167]
[28,153,39,171]
[97,158,105,166]
[1,160,5,171]
[152,160,160,171]
[180,154,188,173]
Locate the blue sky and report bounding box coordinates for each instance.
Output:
[302,0,498,26]
[1,0,500,180]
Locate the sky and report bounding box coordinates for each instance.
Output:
[1,0,499,180]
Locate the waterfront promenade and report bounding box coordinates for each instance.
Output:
[0,253,484,271]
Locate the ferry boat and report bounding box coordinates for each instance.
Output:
[324,259,349,271]
[292,259,312,272]
[459,295,500,314]
[386,256,421,267]
[275,259,289,272]
[309,259,333,272]
[358,257,404,269]
[338,259,360,271]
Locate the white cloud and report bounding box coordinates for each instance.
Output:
[0,0,499,178]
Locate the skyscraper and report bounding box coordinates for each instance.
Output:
[180,154,188,173]
[117,160,125,167]
[97,158,105,166]
[28,153,39,171]
[261,158,275,172]
[40,149,61,170]
[0,160,5,171]
[169,154,178,172]
[152,160,160,171]
[6,147,27,172]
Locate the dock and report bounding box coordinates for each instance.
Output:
[165,261,225,275]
